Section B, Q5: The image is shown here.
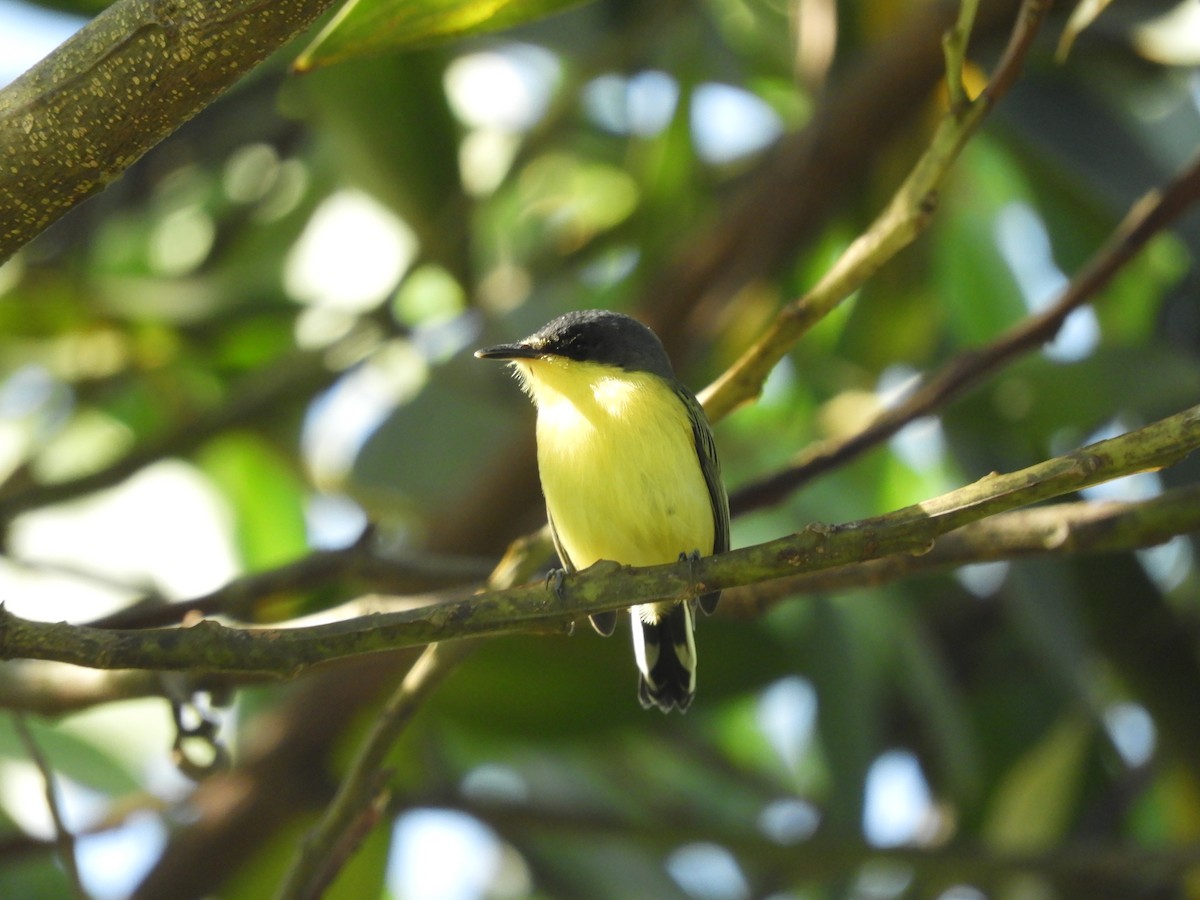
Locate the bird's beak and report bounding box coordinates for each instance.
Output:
[474,342,541,361]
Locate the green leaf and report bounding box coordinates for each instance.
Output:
[983,713,1092,851]
[0,715,140,796]
[199,432,308,572]
[295,0,593,71]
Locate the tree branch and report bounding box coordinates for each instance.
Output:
[723,484,1200,614]
[275,641,476,900]
[13,714,87,899]
[0,404,1195,676]
[730,140,1200,514]
[85,530,492,629]
[455,794,1200,888]
[0,0,339,265]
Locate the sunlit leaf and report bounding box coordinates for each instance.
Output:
[295,0,592,72]
[1057,0,1116,62]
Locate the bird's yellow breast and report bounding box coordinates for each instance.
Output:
[517,358,715,571]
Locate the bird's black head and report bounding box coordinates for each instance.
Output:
[476,310,675,379]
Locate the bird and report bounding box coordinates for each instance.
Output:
[475,309,729,712]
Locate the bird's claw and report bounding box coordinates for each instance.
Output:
[544,568,575,635]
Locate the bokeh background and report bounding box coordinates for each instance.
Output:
[2,0,1200,896]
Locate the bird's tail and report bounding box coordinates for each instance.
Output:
[631,602,696,713]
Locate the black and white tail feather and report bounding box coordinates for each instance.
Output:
[631,602,698,713]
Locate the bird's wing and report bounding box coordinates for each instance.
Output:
[676,386,729,615]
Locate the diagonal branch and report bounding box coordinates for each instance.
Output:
[730,143,1200,515]
[699,0,1054,421]
[274,526,548,898]
[12,714,88,899]
[0,404,1195,677]
[274,640,477,900]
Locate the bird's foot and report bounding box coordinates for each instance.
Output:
[678,549,702,583]
[545,568,575,635]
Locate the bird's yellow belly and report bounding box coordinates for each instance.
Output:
[536,388,714,572]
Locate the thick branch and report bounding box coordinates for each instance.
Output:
[0,405,1195,676]
[5,486,1192,718]
[0,0,338,265]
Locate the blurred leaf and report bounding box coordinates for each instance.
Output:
[1057,0,1116,62]
[289,50,466,276]
[295,0,592,71]
[19,0,109,14]
[983,713,1092,851]
[1130,765,1200,845]
[0,856,74,900]
[0,716,139,795]
[200,432,308,571]
[517,153,641,252]
[933,144,1030,347]
[949,345,1200,469]
[1094,231,1188,344]
[890,598,983,804]
[804,595,884,833]
[353,359,510,518]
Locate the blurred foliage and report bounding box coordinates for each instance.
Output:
[0,0,1199,897]
[295,0,594,69]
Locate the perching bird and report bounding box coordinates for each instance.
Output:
[476,310,729,712]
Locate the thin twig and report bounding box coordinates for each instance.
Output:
[12,714,88,899]
[730,146,1200,514]
[273,528,549,898]
[941,0,979,110]
[273,640,479,900]
[85,529,492,630]
[700,0,1053,421]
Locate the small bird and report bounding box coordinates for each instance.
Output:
[476,310,729,712]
